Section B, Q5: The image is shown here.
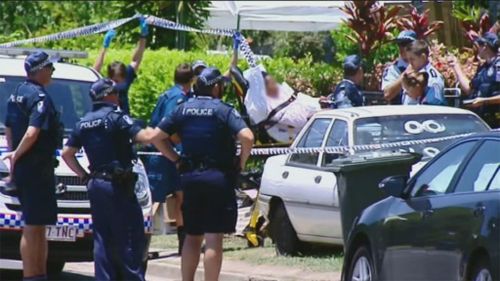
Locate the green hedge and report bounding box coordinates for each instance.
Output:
[81,49,342,121]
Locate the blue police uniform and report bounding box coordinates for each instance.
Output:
[470,55,500,128]
[66,80,145,281]
[329,79,364,108]
[157,94,247,235]
[5,52,60,226]
[328,55,365,108]
[145,85,192,202]
[381,58,408,105]
[114,65,136,115]
[381,30,417,105]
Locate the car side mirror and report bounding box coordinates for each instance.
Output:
[378,175,407,198]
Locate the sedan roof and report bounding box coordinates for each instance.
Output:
[315,105,476,120]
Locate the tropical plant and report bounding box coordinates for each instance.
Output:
[452,0,493,44]
[80,49,342,121]
[340,1,401,58]
[397,6,443,39]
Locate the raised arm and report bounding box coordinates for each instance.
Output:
[230,32,241,68]
[93,30,116,73]
[130,17,149,72]
[447,55,472,95]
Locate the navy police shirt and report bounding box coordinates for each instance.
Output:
[66,102,142,172]
[470,56,500,99]
[328,79,364,108]
[5,79,60,161]
[114,65,137,115]
[157,96,247,167]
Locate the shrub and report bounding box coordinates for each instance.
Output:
[81,48,342,121]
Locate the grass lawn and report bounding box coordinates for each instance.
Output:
[151,234,344,272]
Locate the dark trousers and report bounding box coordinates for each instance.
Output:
[87,178,146,281]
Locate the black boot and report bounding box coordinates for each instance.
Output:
[177,226,185,255]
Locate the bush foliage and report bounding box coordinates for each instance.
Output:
[81,49,342,121]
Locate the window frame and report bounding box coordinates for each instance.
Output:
[448,139,500,194]
[405,139,481,198]
[321,118,350,167]
[286,117,333,168]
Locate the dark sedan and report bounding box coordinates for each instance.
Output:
[343,132,500,281]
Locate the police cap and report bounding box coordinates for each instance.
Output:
[89,78,116,102]
[395,30,417,45]
[24,51,59,74]
[476,32,499,49]
[195,67,230,95]
[343,55,363,74]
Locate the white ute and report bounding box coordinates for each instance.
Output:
[0,49,152,274]
[258,105,490,256]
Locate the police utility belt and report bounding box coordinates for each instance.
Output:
[178,156,234,174]
[91,164,138,192]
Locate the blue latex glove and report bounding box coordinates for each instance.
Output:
[139,16,149,37]
[233,32,241,51]
[103,29,116,48]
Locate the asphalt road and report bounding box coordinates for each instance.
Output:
[0,260,178,281]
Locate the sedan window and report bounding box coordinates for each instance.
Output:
[289,118,331,165]
[453,140,500,193]
[411,141,477,197]
[323,119,348,166]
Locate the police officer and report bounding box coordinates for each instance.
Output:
[93,16,149,115]
[3,51,61,281]
[449,32,500,128]
[61,79,175,281]
[147,63,194,254]
[151,67,254,281]
[382,30,417,104]
[327,55,365,108]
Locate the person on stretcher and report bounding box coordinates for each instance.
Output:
[229,34,321,143]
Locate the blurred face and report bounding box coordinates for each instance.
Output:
[475,41,496,60]
[407,52,428,70]
[211,82,225,99]
[398,42,411,61]
[265,75,279,98]
[32,63,55,86]
[111,71,126,84]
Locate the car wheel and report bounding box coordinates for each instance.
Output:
[270,202,299,256]
[47,261,65,276]
[348,246,377,281]
[470,258,492,281]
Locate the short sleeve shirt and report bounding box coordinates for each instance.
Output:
[328,79,364,108]
[66,103,141,170]
[402,63,445,105]
[5,80,60,159]
[114,65,137,115]
[157,97,247,165]
[381,58,408,104]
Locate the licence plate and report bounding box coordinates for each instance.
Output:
[45,225,78,242]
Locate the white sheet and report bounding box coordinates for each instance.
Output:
[243,65,320,142]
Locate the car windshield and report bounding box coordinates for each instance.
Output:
[354,114,489,160]
[0,76,93,134]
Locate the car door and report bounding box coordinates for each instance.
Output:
[381,140,478,281]
[423,139,500,281]
[280,118,339,242]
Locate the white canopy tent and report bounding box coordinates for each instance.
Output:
[205,1,411,32]
[206,1,346,32]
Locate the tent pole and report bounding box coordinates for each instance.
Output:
[236,14,241,31]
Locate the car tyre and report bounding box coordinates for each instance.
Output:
[469,257,492,281]
[270,202,299,256]
[347,246,377,281]
[47,261,65,276]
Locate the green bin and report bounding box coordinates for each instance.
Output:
[328,151,422,247]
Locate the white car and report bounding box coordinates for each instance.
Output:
[257,105,490,256]
[0,49,152,274]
